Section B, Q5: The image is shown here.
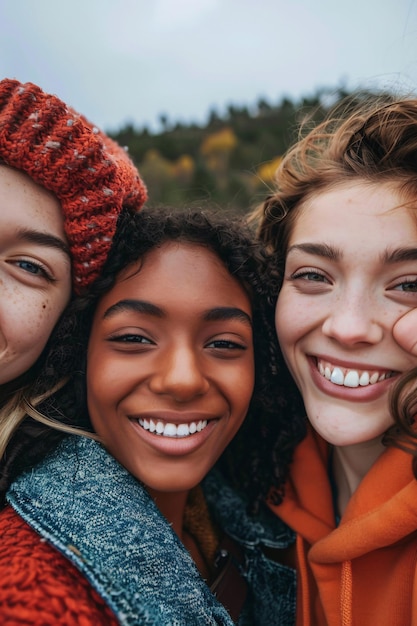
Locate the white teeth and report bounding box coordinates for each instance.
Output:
[359,372,369,386]
[163,423,177,437]
[177,424,189,437]
[343,370,359,388]
[138,418,208,438]
[318,361,393,389]
[330,367,344,385]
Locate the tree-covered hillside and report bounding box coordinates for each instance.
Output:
[109,86,349,214]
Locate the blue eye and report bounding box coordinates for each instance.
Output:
[293,271,327,282]
[18,260,44,275]
[13,259,53,281]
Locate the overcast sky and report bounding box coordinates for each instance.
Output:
[1,0,417,133]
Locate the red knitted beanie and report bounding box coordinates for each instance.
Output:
[0,79,147,294]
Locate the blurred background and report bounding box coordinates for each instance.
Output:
[1,0,417,212]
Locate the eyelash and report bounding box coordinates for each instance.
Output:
[108,334,153,344]
[290,270,417,296]
[392,278,417,293]
[108,335,247,352]
[13,259,54,282]
[291,268,329,283]
[206,339,246,350]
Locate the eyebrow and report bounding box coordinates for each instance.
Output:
[287,243,417,265]
[286,243,341,261]
[382,247,417,263]
[18,228,71,257]
[103,300,252,326]
[103,300,163,319]
[204,307,252,327]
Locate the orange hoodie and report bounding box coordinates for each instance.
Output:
[268,426,417,626]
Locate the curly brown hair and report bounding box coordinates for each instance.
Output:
[0,206,304,508]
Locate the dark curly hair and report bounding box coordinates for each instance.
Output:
[0,206,304,509]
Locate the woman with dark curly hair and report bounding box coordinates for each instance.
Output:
[252,93,417,626]
[0,205,303,625]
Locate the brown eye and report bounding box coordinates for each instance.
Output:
[109,334,153,344]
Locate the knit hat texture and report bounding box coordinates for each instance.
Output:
[0,79,147,293]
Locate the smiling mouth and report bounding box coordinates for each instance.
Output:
[137,418,209,438]
[316,358,397,388]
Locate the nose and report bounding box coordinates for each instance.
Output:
[321,292,384,346]
[148,342,210,401]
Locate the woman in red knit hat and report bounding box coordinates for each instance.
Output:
[0,78,147,390]
[0,78,147,457]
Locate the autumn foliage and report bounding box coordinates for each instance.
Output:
[109,87,350,214]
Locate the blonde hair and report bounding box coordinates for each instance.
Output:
[0,381,98,459]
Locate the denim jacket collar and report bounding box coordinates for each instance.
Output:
[7,436,234,626]
[203,469,295,549]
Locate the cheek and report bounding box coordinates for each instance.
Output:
[275,293,295,348]
[86,346,133,426]
[275,287,316,348]
[274,293,306,383]
[229,360,255,420]
[3,298,52,348]
[86,344,109,424]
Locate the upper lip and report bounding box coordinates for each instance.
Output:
[128,410,219,424]
[311,354,399,373]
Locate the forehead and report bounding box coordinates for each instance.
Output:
[0,164,63,233]
[290,181,417,246]
[101,241,252,310]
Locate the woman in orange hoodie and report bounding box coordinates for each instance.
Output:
[253,93,417,626]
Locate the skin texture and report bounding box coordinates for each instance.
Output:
[0,165,71,384]
[87,242,255,522]
[393,308,417,355]
[276,180,417,452]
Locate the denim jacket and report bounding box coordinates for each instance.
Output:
[7,436,296,625]
[7,436,234,625]
[203,471,296,625]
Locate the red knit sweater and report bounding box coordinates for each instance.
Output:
[0,505,118,625]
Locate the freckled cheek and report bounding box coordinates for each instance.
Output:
[2,299,48,347]
[32,299,61,341]
[276,292,322,346]
[388,305,414,332]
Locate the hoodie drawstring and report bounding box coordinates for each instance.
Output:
[340,560,353,626]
